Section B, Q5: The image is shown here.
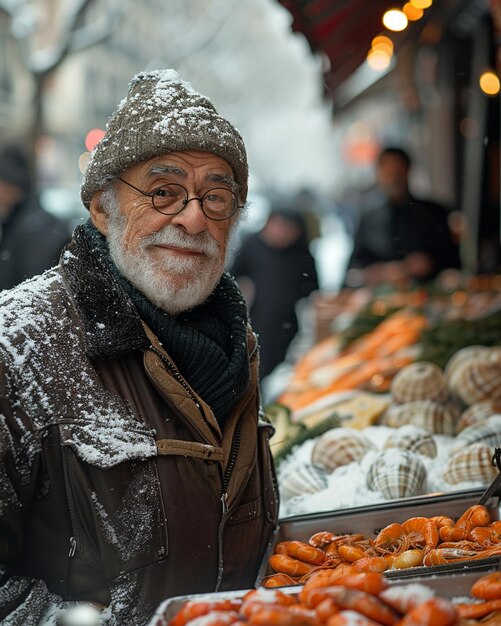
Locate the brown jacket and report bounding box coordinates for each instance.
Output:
[0,226,278,625]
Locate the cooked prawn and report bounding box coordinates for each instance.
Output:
[471,572,501,600]
[392,549,424,569]
[304,586,399,626]
[456,598,501,619]
[183,611,240,626]
[269,554,318,577]
[169,600,242,626]
[276,541,326,565]
[262,573,300,588]
[325,610,384,625]
[440,505,491,542]
[246,604,318,625]
[397,597,458,625]
[374,523,409,554]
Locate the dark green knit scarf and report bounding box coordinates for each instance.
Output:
[83,220,250,424]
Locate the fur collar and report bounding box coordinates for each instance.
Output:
[61,224,149,359]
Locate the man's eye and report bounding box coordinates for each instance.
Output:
[154,187,174,198]
[205,192,224,203]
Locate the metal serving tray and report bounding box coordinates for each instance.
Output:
[256,487,501,584]
[147,557,501,625]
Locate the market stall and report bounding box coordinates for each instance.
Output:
[145,278,501,626]
[262,277,501,518]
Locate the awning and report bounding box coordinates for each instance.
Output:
[278,0,400,92]
[277,0,479,100]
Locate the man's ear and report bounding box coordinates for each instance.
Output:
[89,191,109,237]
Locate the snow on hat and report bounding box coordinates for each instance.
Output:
[80,69,248,209]
[0,141,32,191]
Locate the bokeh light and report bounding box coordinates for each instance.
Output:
[367,48,392,71]
[479,71,500,96]
[403,3,424,21]
[382,9,408,32]
[371,34,394,55]
[85,128,105,152]
[410,0,432,8]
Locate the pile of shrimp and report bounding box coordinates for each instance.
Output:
[264,505,501,587]
[165,570,454,625]
[456,571,501,623]
[164,570,501,626]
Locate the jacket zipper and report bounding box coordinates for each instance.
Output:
[148,345,204,408]
[61,447,80,558]
[216,419,243,589]
[149,343,245,589]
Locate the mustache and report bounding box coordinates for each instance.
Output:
[143,225,220,257]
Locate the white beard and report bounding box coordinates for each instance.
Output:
[103,192,226,316]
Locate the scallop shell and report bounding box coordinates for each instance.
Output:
[381,400,458,436]
[443,443,499,484]
[383,424,437,458]
[390,362,447,404]
[311,427,376,473]
[456,400,501,433]
[449,419,501,456]
[445,345,490,383]
[366,449,427,499]
[450,353,501,405]
[280,462,329,500]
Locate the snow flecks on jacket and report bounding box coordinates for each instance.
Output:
[90,467,157,561]
[0,269,157,471]
[0,573,63,625]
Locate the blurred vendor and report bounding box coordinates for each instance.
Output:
[345,147,461,288]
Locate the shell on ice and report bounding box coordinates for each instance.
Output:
[443,443,499,485]
[311,427,376,473]
[381,400,458,436]
[456,401,501,434]
[383,424,437,458]
[366,449,427,500]
[390,362,447,404]
[449,352,501,406]
[449,419,501,456]
[445,345,491,384]
[280,462,329,500]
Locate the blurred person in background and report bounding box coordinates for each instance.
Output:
[0,70,278,625]
[0,139,71,290]
[231,200,319,379]
[345,146,461,287]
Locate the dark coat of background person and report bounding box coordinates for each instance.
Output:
[346,147,461,285]
[348,195,461,275]
[231,206,319,379]
[0,141,71,291]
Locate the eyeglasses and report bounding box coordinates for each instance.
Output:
[117,178,242,221]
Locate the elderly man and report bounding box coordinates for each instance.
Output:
[0,70,278,625]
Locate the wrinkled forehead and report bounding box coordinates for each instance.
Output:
[128,151,236,183]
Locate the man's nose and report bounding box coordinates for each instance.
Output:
[170,196,207,233]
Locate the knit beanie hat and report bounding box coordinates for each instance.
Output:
[80,69,248,208]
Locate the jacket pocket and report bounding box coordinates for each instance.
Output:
[59,419,168,582]
[228,495,261,526]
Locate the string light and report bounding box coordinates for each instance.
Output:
[410,0,432,8]
[371,34,394,55]
[403,3,424,21]
[367,48,392,70]
[382,9,408,32]
[479,70,500,96]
